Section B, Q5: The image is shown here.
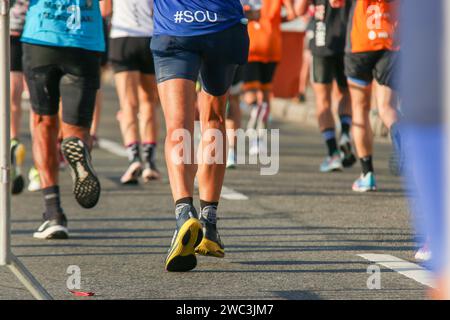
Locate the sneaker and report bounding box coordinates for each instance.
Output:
[352,172,377,192]
[61,137,101,209]
[142,167,161,182]
[415,243,432,262]
[165,204,203,272]
[320,152,343,172]
[226,148,237,169]
[27,167,41,192]
[33,213,69,240]
[121,161,143,185]
[10,139,25,195]
[249,138,259,156]
[195,206,225,258]
[339,134,356,168]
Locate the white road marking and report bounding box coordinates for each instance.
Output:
[98,138,128,158]
[358,253,436,288]
[99,138,249,200]
[221,186,249,200]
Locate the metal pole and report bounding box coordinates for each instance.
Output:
[0,0,53,300]
[0,0,11,268]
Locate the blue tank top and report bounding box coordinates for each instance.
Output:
[21,0,105,52]
[153,0,245,36]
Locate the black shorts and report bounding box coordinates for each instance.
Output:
[242,62,278,91]
[109,37,155,74]
[312,54,347,88]
[10,36,23,72]
[230,66,243,95]
[23,43,101,128]
[151,22,249,97]
[345,50,398,89]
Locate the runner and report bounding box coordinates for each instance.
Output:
[296,0,356,173]
[21,0,104,239]
[152,0,249,271]
[9,0,29,195]
[338,0,401,191]
[108,0,161,184]
[243,0,295,155]
[226,0,261,169]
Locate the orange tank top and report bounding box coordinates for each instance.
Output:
[347,0,399,53]
[248,0,284,63]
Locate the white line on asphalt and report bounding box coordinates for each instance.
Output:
[358,253,436,288]
[221,186,249,200]
[98,138,128,158]
[99,138,249,200]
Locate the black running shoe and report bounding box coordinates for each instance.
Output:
[195,206,225,258]
[165,204,203,272]
[33,213,68,240]
[339,134,356,168]
[61,137,101,209]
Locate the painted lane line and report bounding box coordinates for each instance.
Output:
[221,186,249,200]
[99,138,249,200]
[358,253,436,288]
[98,138,128,158]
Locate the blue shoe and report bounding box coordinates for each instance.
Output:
[352,172,377,192]
[165,204,203,272]
[320,152,343,172]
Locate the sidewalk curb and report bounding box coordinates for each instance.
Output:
[271,97,389,138]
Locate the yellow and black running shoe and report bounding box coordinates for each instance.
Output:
[165,204,203,272]
[11,139,25,195]
[195,206,225,258]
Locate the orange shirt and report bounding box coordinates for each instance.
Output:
[248,0,284,63]
[347,0,399,53]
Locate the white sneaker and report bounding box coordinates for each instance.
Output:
[320,153,343,173]
[28,167,41,192]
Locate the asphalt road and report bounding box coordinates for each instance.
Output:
[0,85,425,300]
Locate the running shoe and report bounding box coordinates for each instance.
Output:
[61,137,101,209]
[195,207,225,258]
[33,212,68,240]
[339,134,356,168]
[415,243,432,262]
[27,166,41,192]
[226,148,237,169]
[142,167,161,182]
[165,204,203,272]
[249,138,259,156]
[10,139,25,195]
[352,172,377,192]
[320,152,343,172]
[121,161,143,185]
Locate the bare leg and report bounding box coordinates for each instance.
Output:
[138,73,159,143]
[197,90,228,202]
[349,82,373,158]
[157,79,197,201]
[32,114,59,188]
[114,71,140,146]
[10,72,24,139]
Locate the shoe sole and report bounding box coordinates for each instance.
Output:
[165,219,203,272]
[62,138,101,209]
[195,238,225,258]
[33,226,69,240]
[121,163,143,185]
[352,186,377,192]
[142,169,161,183]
